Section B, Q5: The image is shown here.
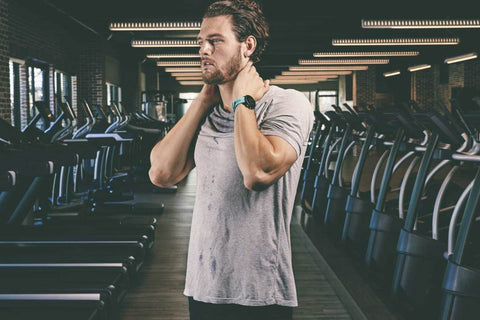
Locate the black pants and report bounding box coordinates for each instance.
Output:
[188,297,293,320]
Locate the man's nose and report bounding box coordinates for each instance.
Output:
[199,42,212,56]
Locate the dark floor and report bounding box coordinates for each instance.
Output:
[117,170,371,320]
[301,213,405,320]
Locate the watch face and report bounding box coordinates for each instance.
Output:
[245,95,256,109]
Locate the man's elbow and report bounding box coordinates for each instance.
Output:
[242,170,274,191]
[149,167,176,188]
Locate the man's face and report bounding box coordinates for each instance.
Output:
[197,15,246,85]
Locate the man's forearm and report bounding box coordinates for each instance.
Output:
[234,106,281,189]
[149,99,210,186]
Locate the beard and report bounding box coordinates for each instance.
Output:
[202,49,242,85]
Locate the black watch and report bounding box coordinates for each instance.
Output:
[232,95,256,113]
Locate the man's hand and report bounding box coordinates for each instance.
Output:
[232,61,269,103]
[198,84,221,109]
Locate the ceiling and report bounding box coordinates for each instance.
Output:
[39,0,480,79]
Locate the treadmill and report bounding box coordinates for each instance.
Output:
[0,164,131,320]
[0,120,155,319]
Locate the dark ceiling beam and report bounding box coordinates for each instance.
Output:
[42,0,102,37]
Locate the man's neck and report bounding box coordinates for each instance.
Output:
[218,81,235,113]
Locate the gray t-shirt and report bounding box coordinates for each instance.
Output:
[184,85,314,307]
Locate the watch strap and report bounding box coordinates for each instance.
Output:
[232,96,247,113]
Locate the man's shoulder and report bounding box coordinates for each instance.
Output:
[268,85,312,114]
[270,85,309,103]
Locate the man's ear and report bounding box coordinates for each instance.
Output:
[244,36,257,58]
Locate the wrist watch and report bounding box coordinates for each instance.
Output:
[232,95,256,113]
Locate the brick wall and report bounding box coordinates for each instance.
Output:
[120,55,140,112]
[49,66,55,114]
[354,59,480,112]
[7,1,77,75]
[411,67,437,110]
[411,60,480,111]
[0,0,10,120]
[71,75,78,119]
[355,67,376,107]
[435,65,450,109]
[0,0,138,127]
[449,63,465,88]
[77,39,106,109]
[465,59,480,92]
[19,63,28,128]
[1,0,83,124]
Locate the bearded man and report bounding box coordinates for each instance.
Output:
[149,1,314,319]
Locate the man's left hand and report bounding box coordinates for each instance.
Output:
[232,61,269,103]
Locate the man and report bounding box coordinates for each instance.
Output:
[149,1,314,319]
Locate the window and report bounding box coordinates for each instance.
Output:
[27,62,49,129]
[55,70,72,114]
[317,90,338,113]
[10,58,75,131]
[178,92,198,112]
[106,82,122,111]
[177,92,198,121]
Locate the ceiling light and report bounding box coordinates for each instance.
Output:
[289,66,369,71]
[275,76,331,80]
[313,51,419,57]
[383,70,401,77]
[179,81,204,85]
[299,59,389,65]
[170,72,203,77]
[147,53,200,59]
[407,64,432,72]
[132,40,199,48]
[165,67,202,72]
[332,38,459,46]
[110,22,201,31]
[175,76,204,80]
[269,79,328,84]
[282,71,352,76]
[444,52,478,64]
[362,19,480,29]
[157,60,200,66]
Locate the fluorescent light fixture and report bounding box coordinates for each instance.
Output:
[313,51,419,57]
[274,76,332,80]
[175,76,204,80]
[299,59,389,65]
[444,52,478,64]
[282,71,352,76]
[383,70,401,77]
[110,22,201,31]
[269,79,326,84]
[165,67,202,72]
[289,66,369,71]
[157,60,200,66]
[132,40,199,48]
[171,72,203,77]
[362,19,480,29]
[147,53,200,59]
[332,38,459,46]
[407,64,432,72]
[179,81,204,85]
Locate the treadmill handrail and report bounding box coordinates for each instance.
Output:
[86,133,133,142]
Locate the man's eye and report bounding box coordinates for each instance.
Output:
[210,39,220,44]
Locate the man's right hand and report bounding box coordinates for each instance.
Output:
[198,84,220,109]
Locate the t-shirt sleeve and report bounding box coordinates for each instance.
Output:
[259,89,314,157]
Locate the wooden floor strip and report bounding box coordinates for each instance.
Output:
[119,170,362,319]
[291,206,366,320]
